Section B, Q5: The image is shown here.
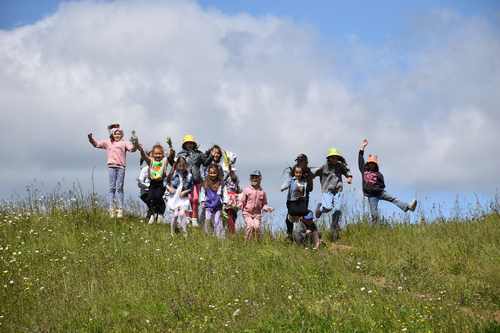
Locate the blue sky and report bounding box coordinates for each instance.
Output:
[1,0,499,222]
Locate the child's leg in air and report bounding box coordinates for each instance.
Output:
[379,191,409,212]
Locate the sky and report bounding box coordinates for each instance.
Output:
[1,0,499,222]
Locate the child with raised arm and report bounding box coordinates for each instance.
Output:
[169,135,213,227]
[359,139,417,223]
[87,124,137,218]
[238,170,273,241]
[137,142,170,224]
[200,164,229,239]
[137,150,153,219]
[165,157,193,237]
[311,148,352,240]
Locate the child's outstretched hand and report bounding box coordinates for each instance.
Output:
[347,176,352,184]
[362,139,368,150]
[87,133,93,139]
[280,186,285,192]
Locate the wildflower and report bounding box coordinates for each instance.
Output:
[288,295,292,300]
[232,308,240,317]
[360,287,366,291]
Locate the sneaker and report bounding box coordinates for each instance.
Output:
[157,215,164,224]
[186,217,192,226]
[117,208,123,218]
[191,218,199,227]
[285,234,293,243]
[148,214,156,224]
[407,199,417,212]
[315,203,322,219]
[109,209,115,218]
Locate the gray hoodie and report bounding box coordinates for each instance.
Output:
[311,161,352,193]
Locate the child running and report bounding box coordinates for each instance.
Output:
[281,164,309,223]
[359,139,417,223]
[200,164,229,239]
[238,170,273,241]
[137,150,153,219]
[169,135,213,227]
[165,157,193,237]
[312,148,352,240]
[293,210,322,250]
[87,123,137,218]
[224,166,241,235]
[137,142,170,224]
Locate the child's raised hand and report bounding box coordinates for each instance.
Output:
[362,139,368,149]
[87,133,93,140]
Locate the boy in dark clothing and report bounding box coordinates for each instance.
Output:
[359,139,417,223]
[293,211,322,250]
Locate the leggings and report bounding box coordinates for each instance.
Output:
[108,167,125,209]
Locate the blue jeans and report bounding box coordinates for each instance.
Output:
[367,191,408,223]
[108,167,125,209]
[320,191,342,230]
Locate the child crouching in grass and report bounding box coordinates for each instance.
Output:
[238,170,273,241]
[293,210,322,250]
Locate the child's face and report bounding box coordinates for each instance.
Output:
[153,148,164,161]
[294,168,303,180]
[177,163,186,173]
[250,175,261,187]
[209,168,218,181]
[212,149,221,163]
[327,156,339,165]
[366,162,376,171]
[304,218,314,226]
[112,131,123,142]
[184,142,195,151]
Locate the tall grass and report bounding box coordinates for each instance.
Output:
[0,187,498,332]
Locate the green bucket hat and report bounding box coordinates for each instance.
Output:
[327,148,342,158]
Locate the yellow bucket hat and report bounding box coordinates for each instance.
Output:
[326,148,342,158]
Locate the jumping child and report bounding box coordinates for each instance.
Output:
[169,135,213,227]
[200,164,229,239]
[165,157,193,237]
[281,164,309,222]
[138,142,169,224]
[238,170,273,241]
[137,150,153,219]
[312,148,352,240]
[87,124,137,218]
[359,139,417,223]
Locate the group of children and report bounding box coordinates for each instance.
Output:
[88,124,418,247]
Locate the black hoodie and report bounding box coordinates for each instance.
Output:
[358,150,385,196]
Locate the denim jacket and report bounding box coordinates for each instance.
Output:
[281,176,308,201]
[168,170,194,193]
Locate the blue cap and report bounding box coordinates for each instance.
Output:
[303,211,314,220]
[250,170,261,176]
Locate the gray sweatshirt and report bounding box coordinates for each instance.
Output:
[311,161,352,193]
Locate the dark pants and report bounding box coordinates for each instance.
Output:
[285,197,309,236]
[148,180,166,214]
[140,193,153,218]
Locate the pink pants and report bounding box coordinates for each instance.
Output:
[186,182,200,219]
[243,213,261,240]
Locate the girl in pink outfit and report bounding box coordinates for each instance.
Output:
[88,124,137,218]
[238,170,273,240]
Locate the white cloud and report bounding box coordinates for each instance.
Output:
[0,1,498,213]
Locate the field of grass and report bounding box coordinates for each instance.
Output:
[1,192,499,332]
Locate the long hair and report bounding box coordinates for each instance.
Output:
[203,164,223,191]
[166,156,188,185]
[210,144,222,163]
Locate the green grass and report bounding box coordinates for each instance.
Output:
[1,200,499,332]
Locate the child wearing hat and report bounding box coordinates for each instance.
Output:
[169,135,214,227]
[238,170,273,241]
[359,139,417,223]
[87,123,138,218]
[293,211,322,250]
[311,148,352,240]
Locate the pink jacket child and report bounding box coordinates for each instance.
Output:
[88,124,137,218]
[238,170,273,240]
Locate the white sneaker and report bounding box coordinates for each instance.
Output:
[186,217,192,226]
[109,209,115,218]
[407,199,417,212]
[148,214,156,224]
[157,214,164,224]
[117,208,123,218]
[191,218,199,227]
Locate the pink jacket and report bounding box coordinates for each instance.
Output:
[238,185,269,218]
[95,140,137,169]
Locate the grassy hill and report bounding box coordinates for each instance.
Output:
[1,199,498,332]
